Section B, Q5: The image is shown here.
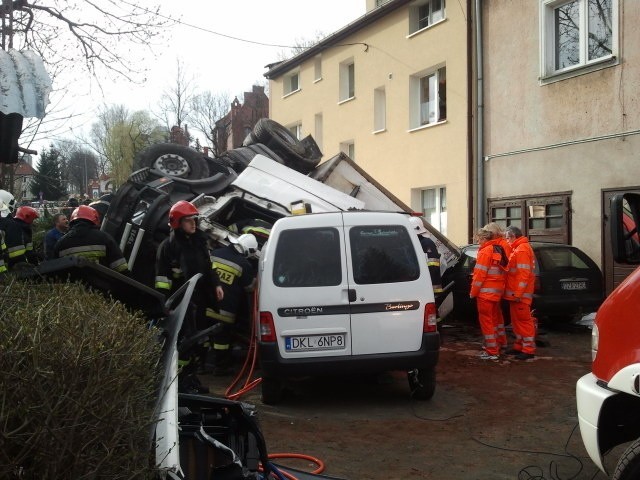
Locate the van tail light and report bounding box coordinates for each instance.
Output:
[259,311,277,342]
[423,302,438,333]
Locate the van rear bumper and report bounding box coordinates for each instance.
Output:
[258,332,440,378]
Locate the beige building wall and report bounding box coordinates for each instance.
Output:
[482,0,640,267]
[268,2,470,245]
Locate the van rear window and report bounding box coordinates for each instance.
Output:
[349,225,420,284]
[272,227,342,287]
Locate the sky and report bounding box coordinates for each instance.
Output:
[34,1,366,154]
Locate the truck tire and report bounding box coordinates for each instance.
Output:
[134,143,207,180]
[261,377,283,405]
[613,438,640,480]
[253,118,306,157]
[408,367,436,400]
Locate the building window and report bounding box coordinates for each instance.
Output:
[488,194,571,243]
[421,187,447,235]
[288,122,302,140]
[540,0,616,79]
[409,0,445,34]
[284,70,300,96]
[314,113,323,151]
[340,141,355,161]
[373,87,386,132]
[339,59,355,102]
[410,66,446,128]
[314,55,322,81]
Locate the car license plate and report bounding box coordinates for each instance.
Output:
[285,334,346,352]
[561,281,587,291]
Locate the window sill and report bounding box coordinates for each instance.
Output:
[338,96,355,105]
[282,88,301,99]
[408,120,447,133]
[372,128,386,135]
[539,55,618,86]
[313,77,322,84]
[406,18,447,39]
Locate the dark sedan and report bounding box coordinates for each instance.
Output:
[442,242,604,323]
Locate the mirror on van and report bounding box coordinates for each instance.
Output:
[611,193,640,264]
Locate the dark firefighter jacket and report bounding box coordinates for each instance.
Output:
[13,218,38,265]
[53,220,128,273]
[418,235,443,294]
[211,245,256,324]
[155,228,221,318]
[0,215,28,267]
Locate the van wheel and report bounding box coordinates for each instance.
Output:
[261,377,283,405]
[613,438,640,480]
[408,368,436,400]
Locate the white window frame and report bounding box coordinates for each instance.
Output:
[373,87,386,133]
[421,186,447,235]
[313,55,322,82]
[339,59,355,103]
[409,0,446,36]
[288,122,302,140]
[539,0,618,83]
[340,141,355,161]
[283,69,301,97]
[409,65,446,130]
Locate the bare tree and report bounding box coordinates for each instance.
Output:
[7,1,172,83]
[276,31,326,61]
[189,90,232,156]
[155,59,196,133]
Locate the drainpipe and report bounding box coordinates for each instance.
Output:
[475,0,485,229]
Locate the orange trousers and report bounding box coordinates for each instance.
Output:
[476,298,500,355]
[509,301,536,354]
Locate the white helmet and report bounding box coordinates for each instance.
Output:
[0,190,15,218]
[231,233,258,257]
[408,216,427,235]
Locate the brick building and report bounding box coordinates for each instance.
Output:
[215,85,269,154]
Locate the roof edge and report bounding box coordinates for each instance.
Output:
[264,0,411,79]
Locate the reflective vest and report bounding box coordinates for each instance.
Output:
[504,237,536,305]
[471,238,506,301]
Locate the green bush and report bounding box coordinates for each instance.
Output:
[0,280,162,479]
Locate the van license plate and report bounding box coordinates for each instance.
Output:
[285,334,346,352]
[561,281,587,291]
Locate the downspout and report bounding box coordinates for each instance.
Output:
[475,0,485,229]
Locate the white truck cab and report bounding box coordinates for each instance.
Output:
[256,211,440,404]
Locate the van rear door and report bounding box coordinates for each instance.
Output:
[343,212,429,355]
[265,213,353,358]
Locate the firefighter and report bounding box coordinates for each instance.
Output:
[0,191,27,270]
[0,201,7,275]
[503,226,536,360]
[210,233,258,375]
[408,217,443,298]
[0,189,16,217]
[155,200,224,392]
[469,227,507,361]
[53,205,128,273]
[0,206,40,270]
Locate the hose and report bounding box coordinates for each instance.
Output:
[260,454,326,480]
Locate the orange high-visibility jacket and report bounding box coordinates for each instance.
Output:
[504,236,536,305]
[471,238,506,301]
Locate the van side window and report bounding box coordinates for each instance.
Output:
[272,227,342,287]
[349,225,420,284]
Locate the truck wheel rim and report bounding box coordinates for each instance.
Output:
[154,154,190,176]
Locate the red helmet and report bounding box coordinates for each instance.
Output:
[169,200,199,229]
[15,206,39,224]
[70,205,100,226]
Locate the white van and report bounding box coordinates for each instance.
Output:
[256,211,440,404]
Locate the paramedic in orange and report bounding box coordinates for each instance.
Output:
[470,228,506,361]
[484,222,511,349]
[503,226,536,360]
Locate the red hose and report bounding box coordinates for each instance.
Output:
[259,453,326,480]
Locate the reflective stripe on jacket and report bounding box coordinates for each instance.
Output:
[503,237,536,305]
[471,238,506,301]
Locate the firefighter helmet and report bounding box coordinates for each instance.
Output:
[230,233,258,257]
[0,190,15,217]
[14,206,40,225]
[408,216,427,235]
[168,200,199,229]
[70,205,100,226]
